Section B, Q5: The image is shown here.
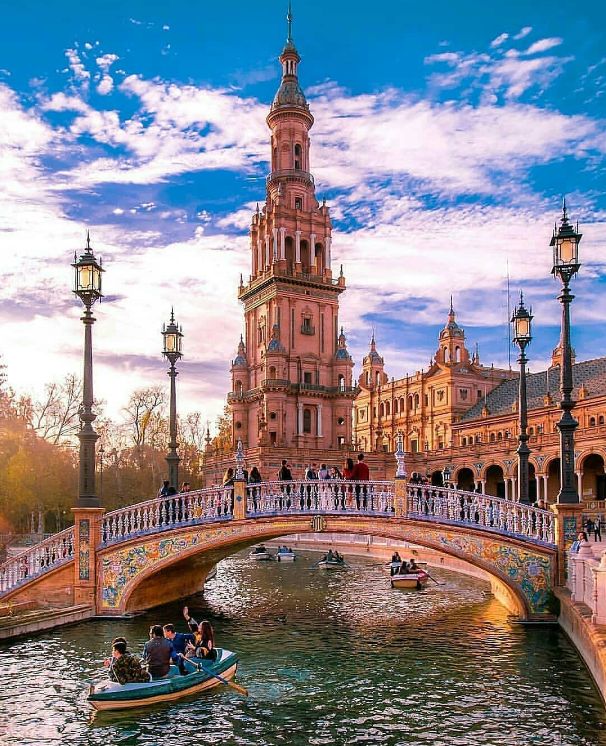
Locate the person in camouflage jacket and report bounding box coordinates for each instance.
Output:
[108,640,150,684]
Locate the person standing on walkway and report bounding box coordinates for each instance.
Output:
[595,520,602,542]
[351,453,370,510]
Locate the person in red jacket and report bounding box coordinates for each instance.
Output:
[351,453,370,510]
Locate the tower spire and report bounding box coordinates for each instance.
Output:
[287,1,293,44]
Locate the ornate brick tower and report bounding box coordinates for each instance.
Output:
[229,9,355,451]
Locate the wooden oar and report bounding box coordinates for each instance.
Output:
[425,571,445,586]
[179,654,248,696]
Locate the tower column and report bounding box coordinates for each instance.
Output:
[295,230,301,264]
[325,235,331,268]
[279,226,286,260]
[272,227,278,261]
[310,233,316,271]
[257,237,263,274]
[317,403,323,437]
[297,402,304,434]
[265,236,270,268]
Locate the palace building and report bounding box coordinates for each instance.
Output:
[207,14,606,508]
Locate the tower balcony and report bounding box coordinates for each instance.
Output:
[266,168,314,189]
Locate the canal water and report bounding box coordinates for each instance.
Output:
[1,551,606,746]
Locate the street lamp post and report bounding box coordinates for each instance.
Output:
[162,309,183,490]
[551,200,582,504]
[512,293,533,504]
[72,232,104,508]
[442,465,452,489]
[98,444,105,502]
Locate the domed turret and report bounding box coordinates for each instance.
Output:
[232,335,247,367]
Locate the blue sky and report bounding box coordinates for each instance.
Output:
[0,0,605,426]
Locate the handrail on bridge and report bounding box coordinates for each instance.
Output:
[0,527,74,597]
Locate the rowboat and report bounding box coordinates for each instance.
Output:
[317,558,345,569]
[249,548,273,561]
[391,571,429,590]
[87,648,238,711]
[276,550,296,562]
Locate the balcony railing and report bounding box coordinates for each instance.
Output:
[266,169,314,187]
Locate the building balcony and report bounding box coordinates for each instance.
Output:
[266,168,314,188]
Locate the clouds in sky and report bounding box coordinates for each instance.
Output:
[0,21,605,428]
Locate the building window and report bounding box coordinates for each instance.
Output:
[411,440,418,453]
[497,431,503,440]
[337,417,345,425]
[338,375,345,391]
[477,390,482,400]
[301,316,314,335]
[600,416,605,425]
[295,197,302,210]
[294,143,302,170]
[303,371,312,385]
[303,408,312,433]
[269,411,277,420]
[490,433,495,442]
[590,417,597,427]
[462,437,467,446]
[270,431,277,444]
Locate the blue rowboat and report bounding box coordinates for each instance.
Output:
[87,648,239,711]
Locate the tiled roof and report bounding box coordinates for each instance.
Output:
[460,357,606,421]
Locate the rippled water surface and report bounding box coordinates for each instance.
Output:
[1,551,606,746]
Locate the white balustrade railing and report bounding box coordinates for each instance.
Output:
[246,480,395,516]
[406,484,556,545]
[0,527,74,597]
[100,486,235,546]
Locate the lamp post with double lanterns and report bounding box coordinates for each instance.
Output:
[72,232,104,508]
[512,293,533,504]
[551,200,582,503]
[162,309,183,490]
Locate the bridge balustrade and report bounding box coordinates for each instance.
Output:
[99,486,235,546]
[246,480,395,515]
[0,527,74,597]
[406,484,555,544]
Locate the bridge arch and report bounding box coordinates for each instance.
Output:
[98,515,555,621]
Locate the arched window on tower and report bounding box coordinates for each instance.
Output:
[294,143,302,170]
[376,372,381,387]
[300,240,310,273]
[414,393,420,409]
[314,243,324,275]
[380,403,385,418]
[394,399,399,414]
[338,374,345,392]
[407,395,413,412]
[366,371,371,386]
[272,146,277,170]
[385,401,391,416]
[444,347,449,363]
[285,236,295,275]
[399,397,405,414]
[455,346,461,363]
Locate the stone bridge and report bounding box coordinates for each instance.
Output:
[0,478,565,621]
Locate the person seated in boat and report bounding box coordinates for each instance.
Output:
[334,551,343,563]
[254,545,267,554]
[326,549,335,562]
[399,560,410,575]
[164,617,195,673]
[184,620,217,663]
[391,551,402,564]
[106,640,150,685]
[408,558,420,573]
[143,625,172,679]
